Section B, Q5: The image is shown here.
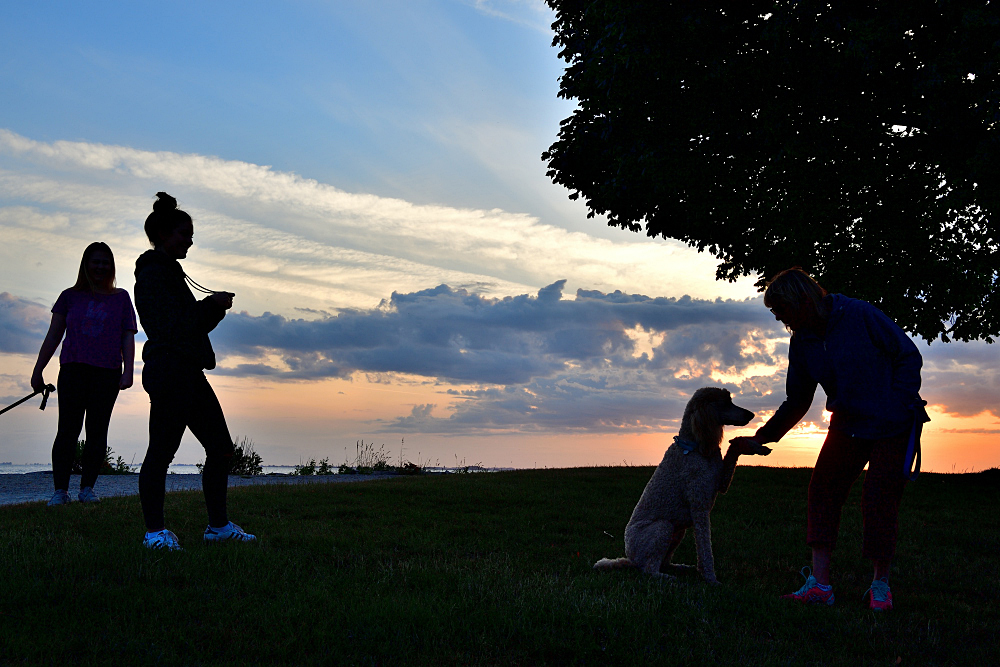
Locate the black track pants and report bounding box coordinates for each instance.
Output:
[52,363,121,492]
[139,360,234,531]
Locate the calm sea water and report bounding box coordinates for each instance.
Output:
[0,462,508,475]
[0,462,300,475]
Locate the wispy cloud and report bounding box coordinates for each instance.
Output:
[463,0,555,34]
[0,130,759,319]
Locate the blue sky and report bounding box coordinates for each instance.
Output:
[2,1,591,233]
[1,1,997,471]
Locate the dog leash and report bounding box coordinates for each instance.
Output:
[0,384,56,417]
[904,399,930,481]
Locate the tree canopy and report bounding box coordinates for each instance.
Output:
[543,0,999,342]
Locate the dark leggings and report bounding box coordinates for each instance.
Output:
[52,363,121,492]
[807,429,909,561]
[139,360,234,531]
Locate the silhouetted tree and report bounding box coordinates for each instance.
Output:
[543,0,999,342]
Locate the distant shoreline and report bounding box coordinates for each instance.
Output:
[0,472,402,508]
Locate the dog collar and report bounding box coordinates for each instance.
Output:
[673,436,699,455]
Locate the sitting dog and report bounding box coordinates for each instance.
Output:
[594,387,770,584]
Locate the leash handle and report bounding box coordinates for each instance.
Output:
[39,384,56,410]
[0,384,56,417]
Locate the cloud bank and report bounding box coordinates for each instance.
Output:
[0,293,50,355]
[2,280,997,436]
[209,281,792,433]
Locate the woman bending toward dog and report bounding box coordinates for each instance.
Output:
[733,267,928,611]
[32,242,137,506]
[134,192,255,550]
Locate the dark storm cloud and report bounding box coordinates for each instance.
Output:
[211,281,782,386]
[208,282,792,433]
[210,281,1000,433]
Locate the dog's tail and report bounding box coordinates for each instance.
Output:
[593,557,633,571]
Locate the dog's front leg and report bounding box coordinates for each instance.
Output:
[717,447,741,495]
[691,507,719,585]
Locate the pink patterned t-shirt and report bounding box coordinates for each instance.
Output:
[52,288,138,370]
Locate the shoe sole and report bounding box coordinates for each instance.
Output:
[204,536,257,543]
[781,594,835,606]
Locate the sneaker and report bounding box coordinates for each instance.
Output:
[78,487,101,504]
[204,521,256,543]
[781,567,835,605]
[866,578,893,611]
[47,490,71,506]
[143,529,182,551]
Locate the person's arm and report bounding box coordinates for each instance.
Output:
[120,331,135,390]
[751,348,818,445]
[31,313,66,392]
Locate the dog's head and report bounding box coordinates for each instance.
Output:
[687,387,755,456]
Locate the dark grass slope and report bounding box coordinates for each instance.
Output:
[1,467,997,666]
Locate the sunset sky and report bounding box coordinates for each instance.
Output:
[1,1,997,472]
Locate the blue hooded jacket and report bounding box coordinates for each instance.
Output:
[755,294,927,443]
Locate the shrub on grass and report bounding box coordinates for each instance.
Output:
[294,457,336,475]
[230,436,264,476]
[299,440,430,475]
[195,436,264,476]
[339,440,400,474]
[71,440,136,475]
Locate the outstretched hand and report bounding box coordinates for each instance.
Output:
[727,436,771,457]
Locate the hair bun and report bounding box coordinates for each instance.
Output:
[153,192,178,212]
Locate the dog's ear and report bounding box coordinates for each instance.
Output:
[691,398,724,455]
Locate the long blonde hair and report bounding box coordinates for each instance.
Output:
[763,267,828,319]
[72,242,116,293]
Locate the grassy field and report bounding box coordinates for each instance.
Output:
[1,466,997,666]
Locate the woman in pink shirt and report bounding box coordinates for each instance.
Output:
[31,242,138,506]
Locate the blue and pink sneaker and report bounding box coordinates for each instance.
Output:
[781,567,835,606]
[866,578,893,611]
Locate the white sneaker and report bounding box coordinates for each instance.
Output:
[78,487,101,504]
[204,521,256,543]
[143,529,182,551]
[47,490,71,506]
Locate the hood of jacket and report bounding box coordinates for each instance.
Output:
[135,249,182,280]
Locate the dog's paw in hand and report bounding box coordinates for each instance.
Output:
[727,437,772,456]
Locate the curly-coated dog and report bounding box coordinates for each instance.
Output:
[594,387,770,584]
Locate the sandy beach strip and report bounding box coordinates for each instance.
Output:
[0,472,401,507]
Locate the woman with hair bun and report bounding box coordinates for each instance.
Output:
[31,242,137,506]
[134,192,255,550]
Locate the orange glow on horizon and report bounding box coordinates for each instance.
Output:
[204,375,998,472]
